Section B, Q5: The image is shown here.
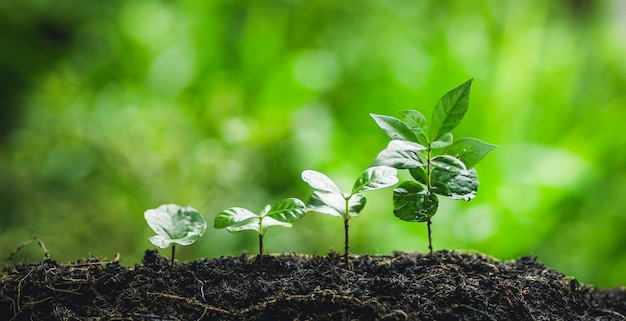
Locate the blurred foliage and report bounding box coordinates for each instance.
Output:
[1,0,625,288]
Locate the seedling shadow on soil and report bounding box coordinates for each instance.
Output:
[1,250,625,320]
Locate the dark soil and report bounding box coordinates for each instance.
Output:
[1,250,625,321]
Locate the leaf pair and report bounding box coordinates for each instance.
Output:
[301,166,398,220]
[214,198,307,235]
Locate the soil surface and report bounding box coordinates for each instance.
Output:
[1,249,625,320]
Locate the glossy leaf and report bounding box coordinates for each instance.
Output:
[443,137,497,168]
[409,167,428,185]
[145,204,207,248]
[352,166,398,194]
[260,216,292,231]
[402,110,428,142]
[370,113,418,142]
[347,193,367,217]
[224,216,261,233]
[371,140,426,169]
[431,132,453,149]
[430,79,473,141]
[215,198,306,235]
[264,198,307,223]
[392,181,438,222]
[307,191,345,218]
[301,170,341,193]
[307,191,366,219]
[430,155,479,201]
[214,207,258,229]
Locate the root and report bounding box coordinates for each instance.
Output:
[1,237,50,266]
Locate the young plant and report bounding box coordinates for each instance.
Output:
[371,79,496,255]
[214,198,306,263]
[144,204,207,267]
[301,166,398,267]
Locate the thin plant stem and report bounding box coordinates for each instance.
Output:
[259,234,264,263]
[344,196,352,269]
[344,218,351,268]
[171,245,176,267]
[426,146,434,256]
[427,219,433,256]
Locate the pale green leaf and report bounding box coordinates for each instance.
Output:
[370,113,419,142]
[144,204,207,248]
[352,166,398,194]
[225,217,261,233]
[430,79,473,141]
[214,207,258,229]
[347,193,366,217]
[443,137,497,168]
[260,216,292,231]
[371,140,426,169]
[301,170,341,193]
[307,191,346,219]
[265,198,307,223]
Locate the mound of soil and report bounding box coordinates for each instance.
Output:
[1,249,625,320]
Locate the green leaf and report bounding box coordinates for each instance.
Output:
[347,193,366,217]
[225,217,261,233]
[301,170,341,193]
[430,79,473,141]
[392,182,438,222]
[144,204,207,248]
[260,216,292,231]
[370,113,418,142]
[214,207,258,229]
[431,132,453,149]
[430,154,466,173]
[352,166,398,194]
[264,198,307,223]
[430,155,479,201]
[307,191,366,219]
[371,140,426,169]
[307,191,346,219]
[402,110,428,140]
[409,167,428,185]
[443,137,497,168]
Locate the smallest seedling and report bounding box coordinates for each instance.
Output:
[144,204,207,267]
[214,198,307,263]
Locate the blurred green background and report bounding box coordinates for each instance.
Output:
[1,0,625,288]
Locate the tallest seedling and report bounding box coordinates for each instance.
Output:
[371,79,496,255]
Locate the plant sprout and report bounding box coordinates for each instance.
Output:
[214,198,307,263]
[144,204,207,266]
[301,166,398,267]
[371,79,496,255]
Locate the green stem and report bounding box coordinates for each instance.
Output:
[171,245,176,267]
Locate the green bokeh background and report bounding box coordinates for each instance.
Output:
[1,0,625,288]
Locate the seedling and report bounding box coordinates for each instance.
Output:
[301,166,398,267]
[144,204,207,267]
[214,198,307,263]
[371,79,496,255]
